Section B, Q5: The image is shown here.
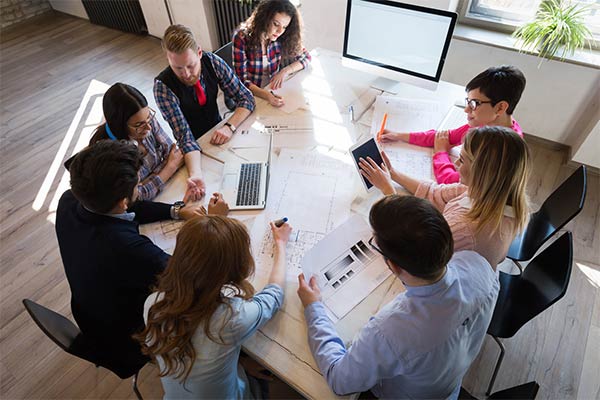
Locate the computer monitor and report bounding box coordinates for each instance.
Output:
[342,0,457,93]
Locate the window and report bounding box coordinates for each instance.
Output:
[460,0,600,42]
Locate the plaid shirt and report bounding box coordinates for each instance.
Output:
[232,29,311,88]
[136,117,174,200]
[154,51,255,154]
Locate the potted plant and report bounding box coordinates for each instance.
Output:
[513,0,594,63]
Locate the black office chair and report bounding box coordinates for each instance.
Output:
[459,381,540,399]
[507,165,586,269]
[486,231,573,395]
[214,41,233,69]
[214,41,237,111]
[22,299,144,400]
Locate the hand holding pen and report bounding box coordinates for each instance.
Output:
[268,90,285,108]
[270,217,292,245]
[376,113,388,142]
[207,192,229,216]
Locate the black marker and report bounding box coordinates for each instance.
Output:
[273,217,288,227]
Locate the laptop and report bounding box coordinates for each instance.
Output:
[220,132,272,210]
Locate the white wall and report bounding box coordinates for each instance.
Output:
[49,0,87,19]
[573,120,600,168]
[301,0,458,52]
[441,40,600,146]
[300,0,600,162]
[168,0,219,51]
[139,0,171,38]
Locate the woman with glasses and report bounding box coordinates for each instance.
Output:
[379,65,526,184]
[360,126,530,268]
[89,83,204,201]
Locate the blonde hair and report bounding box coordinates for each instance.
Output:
[463,126,530,236]
[162,24,199,54]
[135,216,255,382]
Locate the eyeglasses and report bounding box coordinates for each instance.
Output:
[368,236,386,259]
[128,108,156,133]
[465,98,493,111]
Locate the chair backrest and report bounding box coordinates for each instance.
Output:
[488,231,573,338]
[508,165,586,261]
[22,299,102,366]
[214,41,233,69]
[459,381,540,400]
[22,299,81,353]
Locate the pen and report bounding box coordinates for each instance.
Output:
[377,113,388,142]
[273,217,288,227]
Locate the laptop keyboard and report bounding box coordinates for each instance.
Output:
[236,163,262,206]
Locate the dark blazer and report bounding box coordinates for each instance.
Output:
[55,190,171,377]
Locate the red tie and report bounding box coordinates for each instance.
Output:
[193,80,206,106]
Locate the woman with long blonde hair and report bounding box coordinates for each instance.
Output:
[137,216,291,399]
[359,126,530,267]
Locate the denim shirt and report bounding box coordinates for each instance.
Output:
[143,283,284,399]
[304,251,499,399]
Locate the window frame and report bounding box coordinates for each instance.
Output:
[457,0,600,49]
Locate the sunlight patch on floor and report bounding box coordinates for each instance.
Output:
[32,79,108,217]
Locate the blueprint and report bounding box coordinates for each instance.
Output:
[371,95,444,134]
[300,214,391,322]
[140,219,185,255]
[250,148,357,292]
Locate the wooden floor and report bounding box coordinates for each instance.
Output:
[1,12,598,400]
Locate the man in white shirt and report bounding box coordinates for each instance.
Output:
[298,195,499,398]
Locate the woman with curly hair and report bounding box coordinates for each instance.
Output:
[137,216,292,399]
[232,0,311,108]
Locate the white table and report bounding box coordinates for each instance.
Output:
[149,49,465,399]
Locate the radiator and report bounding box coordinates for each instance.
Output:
[82,0,147,34]
[214,0,260,47]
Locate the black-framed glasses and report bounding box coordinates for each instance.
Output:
[368,236,386,259]
[465,98,493,111]
[128,107,156,133]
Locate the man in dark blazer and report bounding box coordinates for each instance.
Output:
[55,140,223,377]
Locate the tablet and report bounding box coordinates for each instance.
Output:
[349,137,384,192]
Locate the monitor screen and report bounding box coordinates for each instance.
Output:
[343,0,457,82]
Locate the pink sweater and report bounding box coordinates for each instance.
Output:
[409,119,523,184]
[415,182,517,267]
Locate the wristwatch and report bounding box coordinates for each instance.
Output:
[172,201,185,220]
[224,121,237,133]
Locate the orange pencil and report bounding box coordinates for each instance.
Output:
[377,113,388,142]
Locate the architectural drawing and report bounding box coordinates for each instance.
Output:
[250,148,356,286]
[139,220,185,255]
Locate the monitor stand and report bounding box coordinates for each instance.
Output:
[370,77,402,94]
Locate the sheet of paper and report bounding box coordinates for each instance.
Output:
[249,148,357,297]
[267,68,311,114]
[140,220,184,255]
[257,115,316,148]
[140,156,227,253]
[437,105,466,163]
[438,104,467,131]
[382,140,433,182]
[350,141,434,218]
[300,214,391,322]
[198,121,271,163]
[371,96,444,135]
